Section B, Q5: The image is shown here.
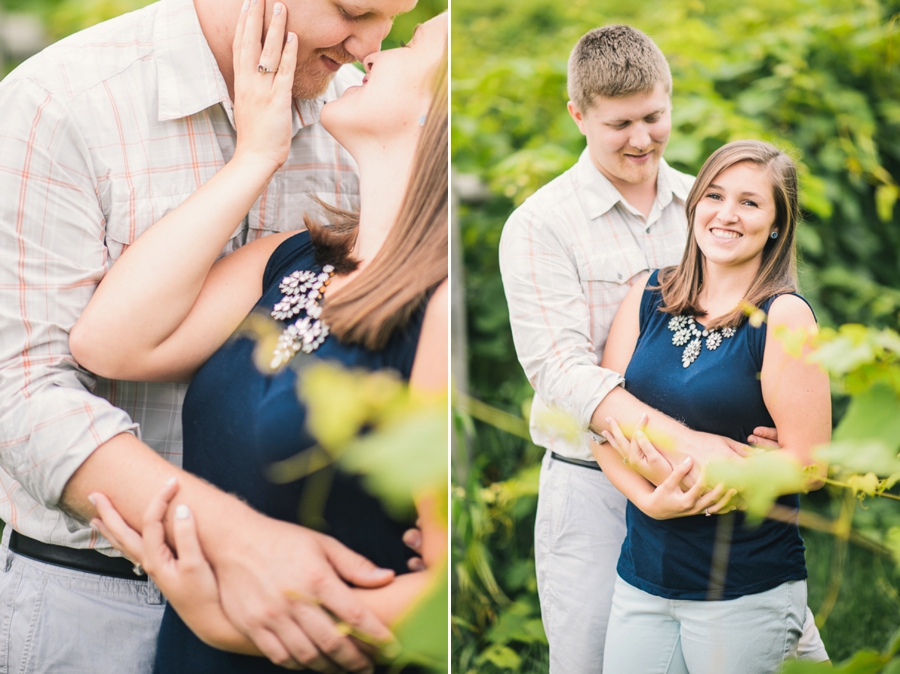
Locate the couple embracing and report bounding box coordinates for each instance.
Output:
[0,0,447,672]
[500,25,832,674]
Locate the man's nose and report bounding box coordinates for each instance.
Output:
[629,124,651,151]
[345,17,393,63]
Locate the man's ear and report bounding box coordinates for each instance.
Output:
[567,101,587,136]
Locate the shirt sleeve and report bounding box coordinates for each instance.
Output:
[0,77,138,510]
[499,203,625,431]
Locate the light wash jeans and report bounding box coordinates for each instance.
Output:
[603,575,807,674]
[0,527,166,674]
[533,450,828,674]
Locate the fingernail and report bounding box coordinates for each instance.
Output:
[175,504,191,520]
[636,430,645,439]
[251,0,258,4]
[87,494,97,506]
[166,476,177,486]
[241,0,249,10]
[286,32,294,43]
[273,3,282,15]
[409,558,426,572]
[683,457,692,465]
[373,567,394,580]
[605,418,612,424]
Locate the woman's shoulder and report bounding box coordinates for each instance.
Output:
[262,230,315,290]
[765,293,817,328]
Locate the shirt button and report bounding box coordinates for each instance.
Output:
[617,272,623,280]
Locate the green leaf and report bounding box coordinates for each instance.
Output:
[830,649,888,673]
[817,440,900,478]
[392,566,449,672]
[884,527,900,569]
[847,472,880,497]
[705,452,808,518]
[780,660,834,673]
[833,383,900,451]
[340,404,448,517]
[476,644,522,671]
[876,183,899,222]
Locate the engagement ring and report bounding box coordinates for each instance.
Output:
[257,64,276,74]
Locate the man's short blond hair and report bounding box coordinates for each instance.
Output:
[567,25,672,114]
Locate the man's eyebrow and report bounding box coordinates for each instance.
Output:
[605,107,667,124]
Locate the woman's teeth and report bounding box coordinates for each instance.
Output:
[711,228,741,240]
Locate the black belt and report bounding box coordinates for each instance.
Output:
[9,530,147,580]
[550,451,602,472]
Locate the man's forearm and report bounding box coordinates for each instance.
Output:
[589,387,745,487]
[62,431,259,560]
[589,386,691,458]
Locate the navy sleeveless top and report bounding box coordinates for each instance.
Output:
[616,270,807,601]
[154,231,428,673]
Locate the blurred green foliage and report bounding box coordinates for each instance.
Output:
[296,361,449,672]
[453,0,900,671]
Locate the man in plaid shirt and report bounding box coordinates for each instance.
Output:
[0,0,415,671]
[500,25,828,673]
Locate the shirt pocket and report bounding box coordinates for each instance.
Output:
[576,246,650,287]
[103,190,249,263]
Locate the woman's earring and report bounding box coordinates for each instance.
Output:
[770,231,779,239]
[418,114,427,127]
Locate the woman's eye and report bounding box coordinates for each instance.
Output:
[705,193,722,200]
[743,200,759,208]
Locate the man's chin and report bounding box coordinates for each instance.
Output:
[617,156,660,184]
[291,67,336,100]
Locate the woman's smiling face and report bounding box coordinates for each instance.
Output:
[692,160,778,275]
[321,13,447,141]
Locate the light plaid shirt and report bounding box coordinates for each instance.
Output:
[499,149,694,461]
[0,0,361,549]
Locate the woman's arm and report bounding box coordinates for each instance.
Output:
[409,279,449,391]
[91,482,446,656]
[70,0,299,383]
[594,275,734,518]
[760,295,831,482]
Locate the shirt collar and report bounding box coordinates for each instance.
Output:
[576,147,688,220]
[154,0,338,133]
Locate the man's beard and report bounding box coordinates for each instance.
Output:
[291,48,355,100]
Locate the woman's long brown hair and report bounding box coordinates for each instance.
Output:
[658,140,800,328]
[306,43,449,350]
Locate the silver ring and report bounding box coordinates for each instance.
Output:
[704,508,710,516]
[132,562,144,576]
[257,64,276,74]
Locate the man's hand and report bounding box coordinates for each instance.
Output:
[212,513,395,673]
[748,426,780,449]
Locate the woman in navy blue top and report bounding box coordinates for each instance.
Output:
[591,141,830,673]
[72,8,449,673]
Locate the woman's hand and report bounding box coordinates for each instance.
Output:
[90,481,263,659]
[232,0,298,172]
[603,415,737,519]
[601,414,673,487]
[632,457,737,520]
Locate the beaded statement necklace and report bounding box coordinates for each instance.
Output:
[667,315,736,368]
[269,264,336,369]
